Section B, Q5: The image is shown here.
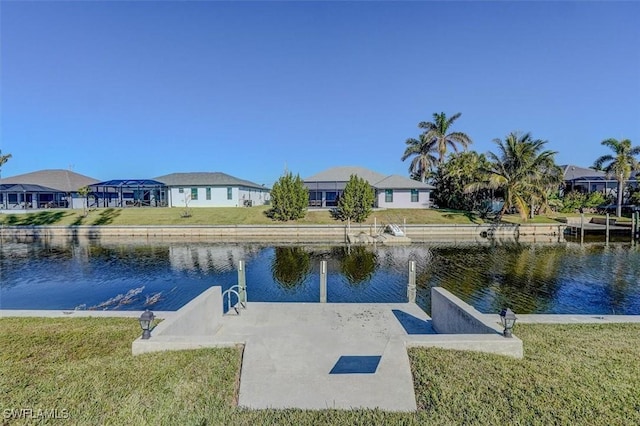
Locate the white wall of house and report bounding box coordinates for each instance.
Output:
[168,186,270,207]
[239,187,270,206]
[169,186,236,207]
[71,194,86,209]
[376,189,431,209]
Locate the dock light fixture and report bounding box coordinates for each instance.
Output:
[139,309,155,340]
[499,308,517,338]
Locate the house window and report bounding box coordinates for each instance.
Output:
[206,188,211,200]
[178,188,184,193]
[309,191,321,207]
[325,191,338,207]
[227,187,233,200]
[385,189,393,203]
[411,189,419,202]
[191,188,198,200]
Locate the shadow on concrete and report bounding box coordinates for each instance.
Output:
[392,309,435,335]
[329,355,381,374]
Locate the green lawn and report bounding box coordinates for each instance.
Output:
[0,206,491,226]
[1,318,638,425]
[0,206,585,227]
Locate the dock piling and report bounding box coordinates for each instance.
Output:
[407,261,416,303]
[320,260,327,303]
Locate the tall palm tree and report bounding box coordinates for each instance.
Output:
[466,132,560,220]
[593,138,640,217]
[0,151,11,179]
[401,132,438,183]
[418,112,472,163]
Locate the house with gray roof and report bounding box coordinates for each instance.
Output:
[562,165,625,195]
[0,169,99,209]
[154,172,270,208]
[304,166,434,209]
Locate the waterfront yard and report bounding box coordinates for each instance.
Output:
[0,206,578,227]
[1,318,638,425]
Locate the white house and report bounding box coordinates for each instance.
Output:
[154,172,270,208]
[304,166,434,209]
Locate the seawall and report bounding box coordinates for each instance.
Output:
[0,223,566,243]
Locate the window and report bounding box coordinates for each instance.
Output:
[325,191,338,207]
[308,191,322,206]
[178,188,184,193]
[191,188,198,200]
[411,189,419,202]
[227,187,233,200]
[206,187,211,200]
[385,189,393,203]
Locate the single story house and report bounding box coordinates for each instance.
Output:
[562,164,638,196]
[304,166,434,209]
[154,172,270,208]
[0,169,99,209]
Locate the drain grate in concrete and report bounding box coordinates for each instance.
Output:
[329,355,382,374]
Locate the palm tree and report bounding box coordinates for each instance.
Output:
[401,132,439,183]
[418,112,472,163]
[0,151,11,179]
[466,132,560,220]
[593,138,640,217]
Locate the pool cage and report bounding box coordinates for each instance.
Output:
[0,183,67,209]
[88,179,168,208]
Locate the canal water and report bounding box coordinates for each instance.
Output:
[1,238,639,315]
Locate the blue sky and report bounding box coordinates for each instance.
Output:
[1,1,639,186]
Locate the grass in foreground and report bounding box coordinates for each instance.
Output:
[1,318,639,425]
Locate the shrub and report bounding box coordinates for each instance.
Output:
[584,191,607,208]
[560,191,585,213]
[267,173,308,221]
[334,174,375,223]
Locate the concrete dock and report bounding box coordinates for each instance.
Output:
[221,302,432,411]
[129,287,524,411]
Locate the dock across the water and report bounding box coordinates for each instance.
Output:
[562,215,639,240]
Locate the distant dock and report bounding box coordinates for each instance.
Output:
[561,215,639,240]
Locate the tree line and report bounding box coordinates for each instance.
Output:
[402,112,640,218]
[2,116,638,221]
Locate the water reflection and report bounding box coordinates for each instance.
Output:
[426,242,565,314]
[168,245,259,273]
[333,246,378,285]
[271,246,311,289]
[1,236,639,314]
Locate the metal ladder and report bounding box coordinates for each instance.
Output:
[222,283,247,315]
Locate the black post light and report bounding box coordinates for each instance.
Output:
[139,309,155,340]
[499,308,517,338]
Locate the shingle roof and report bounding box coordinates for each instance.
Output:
[304,166,434,189]
[561,165,607,180]
[0,169,99,192]
[374,175,435,190]
[304,166,387,185]
[154,172,268,190]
